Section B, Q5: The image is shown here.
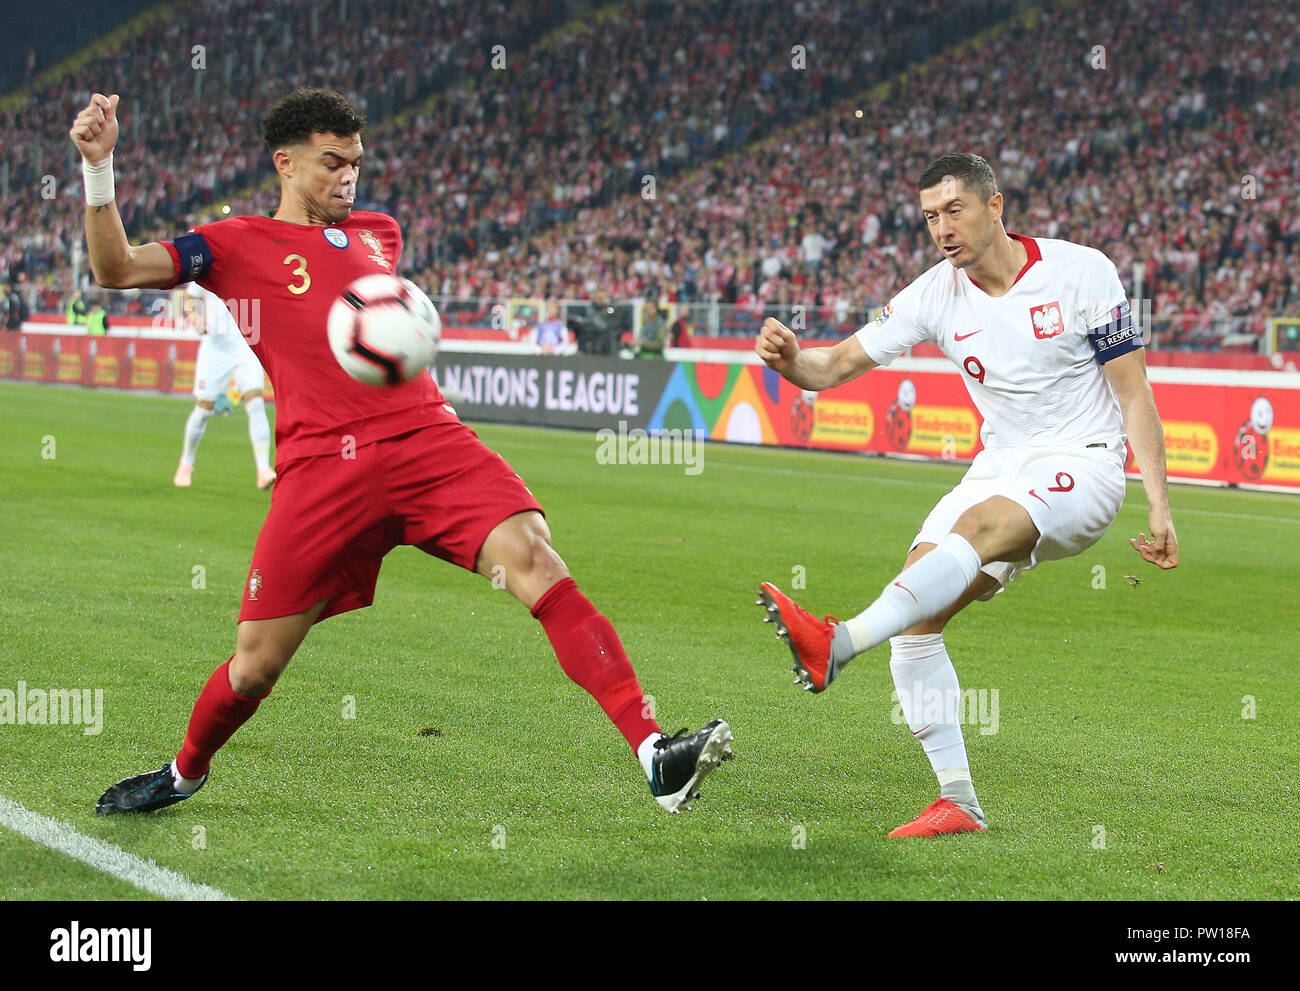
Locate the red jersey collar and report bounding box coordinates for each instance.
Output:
[966,232,1040,294]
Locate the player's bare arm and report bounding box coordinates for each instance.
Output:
[1103,348,1179,570]
[755,317,877,391]
[69,92,176,290]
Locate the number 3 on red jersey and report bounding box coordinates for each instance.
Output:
[284,254,311,294]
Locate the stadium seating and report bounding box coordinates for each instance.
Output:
[4,0,1298,350]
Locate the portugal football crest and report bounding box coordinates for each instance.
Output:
[357,230,390,269]
[248,568,264,601]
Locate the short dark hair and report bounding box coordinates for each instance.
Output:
[918,152,998,203]
[261,89,366,151]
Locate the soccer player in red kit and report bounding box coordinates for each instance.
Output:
[72,88,732,815]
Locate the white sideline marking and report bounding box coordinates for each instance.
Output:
[0,793,236,901]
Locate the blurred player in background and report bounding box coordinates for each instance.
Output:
[175,282,276,489]
[756,152,1178,838]
[71,87,731,817]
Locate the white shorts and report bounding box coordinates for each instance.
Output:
[193,336,265,402]
[912,443,1127,599]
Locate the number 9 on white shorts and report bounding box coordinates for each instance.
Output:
[912,444,1128,599]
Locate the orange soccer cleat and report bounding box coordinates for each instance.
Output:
[888,798,987,838]
[755,582,842,692]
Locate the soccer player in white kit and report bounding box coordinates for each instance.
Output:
[755,153,1179,838]
[174,282,276,489]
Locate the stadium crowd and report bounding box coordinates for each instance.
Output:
[408,0,1300,347]
[0,0,573,292]
[4,0,1298,350]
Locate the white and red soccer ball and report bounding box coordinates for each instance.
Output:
[327,274,441,386]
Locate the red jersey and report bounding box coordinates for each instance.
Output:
[162,211,455,463]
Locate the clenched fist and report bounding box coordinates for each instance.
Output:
[69,93,120,163]
[756,317,800,373]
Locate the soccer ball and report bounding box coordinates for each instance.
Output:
[327,274,441,386]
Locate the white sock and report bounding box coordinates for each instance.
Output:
[636,732,664,779]
[842,532,983,654]
[244,396,272,471]
[890,633,984,823]
[181,405,214,466]
[890,633,970,771]
[169,759,205,795]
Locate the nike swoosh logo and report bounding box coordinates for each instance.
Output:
[892,581,918,604]
[912,722,933,737]
[953,329,983,341]
[1028,489,1050,508]
[271,238,290,243]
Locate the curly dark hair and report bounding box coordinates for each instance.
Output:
[918,152,999,203]
[261,89,366,150]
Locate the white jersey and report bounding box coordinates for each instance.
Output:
[855,235,1141,450]
[187,283,254,356]
[186,283,265,400]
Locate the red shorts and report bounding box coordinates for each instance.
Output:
[238,421,542,624]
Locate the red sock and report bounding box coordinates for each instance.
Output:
[531,578,660,749]
[175,658,268,779]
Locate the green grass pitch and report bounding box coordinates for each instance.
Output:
[1,380,1296,900]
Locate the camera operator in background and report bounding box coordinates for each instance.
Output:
[571,289,626,356]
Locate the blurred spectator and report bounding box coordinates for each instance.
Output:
[87,301,109,335]
[634,302,670,358]
[65,289,87,325]
[670,310,691,348]
[533,304,569,354]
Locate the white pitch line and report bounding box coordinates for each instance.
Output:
[0,793,236,901]
[1174,506,1300,525]
[719,458,955,489]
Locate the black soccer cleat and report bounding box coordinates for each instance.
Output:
[649,719,734,813]
[95,763,207,814]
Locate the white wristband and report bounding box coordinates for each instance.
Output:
[82,153,115,207]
